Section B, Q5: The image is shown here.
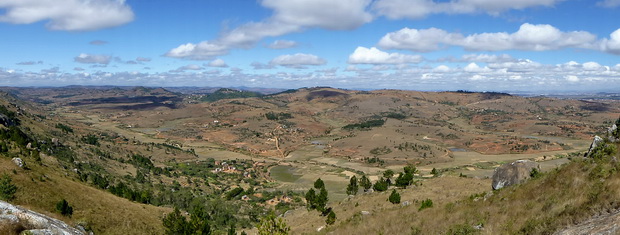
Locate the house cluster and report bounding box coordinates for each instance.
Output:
[211,161,238,174]
[265,195,293,206]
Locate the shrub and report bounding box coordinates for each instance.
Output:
[326,210,336,225]
[257,213,290,235]
[388,190,401,204]
[56,199,73,216]
[359,175,372,191]
[0,174,17,201]
[419,199,433,211]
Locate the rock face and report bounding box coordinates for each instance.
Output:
[0,200,85,235]
[492,160,539,190]
[585,136,605,158]
[608,124,619,143]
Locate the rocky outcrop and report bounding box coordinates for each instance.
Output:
[0,200,85,235]
[585,136,605,158]
[608,124,618,143]
[492,160,539,190]
[554,210,620,235]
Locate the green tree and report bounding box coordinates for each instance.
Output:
[55,199,73,217]
[163,208,189,234]
[305,188,316,210]
[395,172,414,188]
[0,174,17,201]
[373,177,388,192]
[383,169,395,185]
[326,210,336,225]
[257,213,290,235]
[314,178,325,189]
[430,168,439,176]
[346,175,359,195]
[388,189,401,204]
[316,187,329,213]
[404,164,418,175]
[359,175,372,192]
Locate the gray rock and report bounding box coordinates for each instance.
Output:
[401,201,411,207]
[585,136,605,158]
[492,160,539,190]
[608,124,618,143]
[0,200,84,235]
[361,211,371,215]
[12,157,24,168]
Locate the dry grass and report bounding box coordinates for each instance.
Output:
[301,143,620,234]
[0,157,170,235]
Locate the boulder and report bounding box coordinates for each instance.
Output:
[0,200,84,235]
[11,158,24,168]
[585,136,605,158]
[492,160,539,190]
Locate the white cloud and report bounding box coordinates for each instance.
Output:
[379,23,599,52]
[165,42,229,60]
[372,0,563,19]
[207,59,228,68]
[348,47,423,64]
[433,65,451,73]
[378,27,462,52]
[263,0,373,30]
[597,0,620,7]
[460,54,516,63]
[268,40,298,49]
[463,63,490,73]
[600,29,620,55]
[165,0,372,60]
[0,0,134,31]
[270,53,326,68]
[565,75,580,82]
[74,53,111,64]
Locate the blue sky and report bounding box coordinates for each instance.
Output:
[0,0,619,92]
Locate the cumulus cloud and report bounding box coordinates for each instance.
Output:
[165,0,372,60]
[0,0,134,31]
[263,0,373,30]
[207,59,228,68]
[74,53,111,64]
[378,27,462,52]
[269,53,326,68]
[600,29,620,55]
[268,40,298,49]
[379,23,599,52]
[348,47,423,64]
[372,0,563,19]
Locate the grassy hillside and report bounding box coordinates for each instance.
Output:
[286,140,620,234]
[0,157,170,234]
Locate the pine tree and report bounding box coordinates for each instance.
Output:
[359,175,372,192]
[373,177,388,192]
[346,175,359,195]
[388,189,401,204]
[314,178,325,189]
[55,199,73,216]
[305,188,316,210]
